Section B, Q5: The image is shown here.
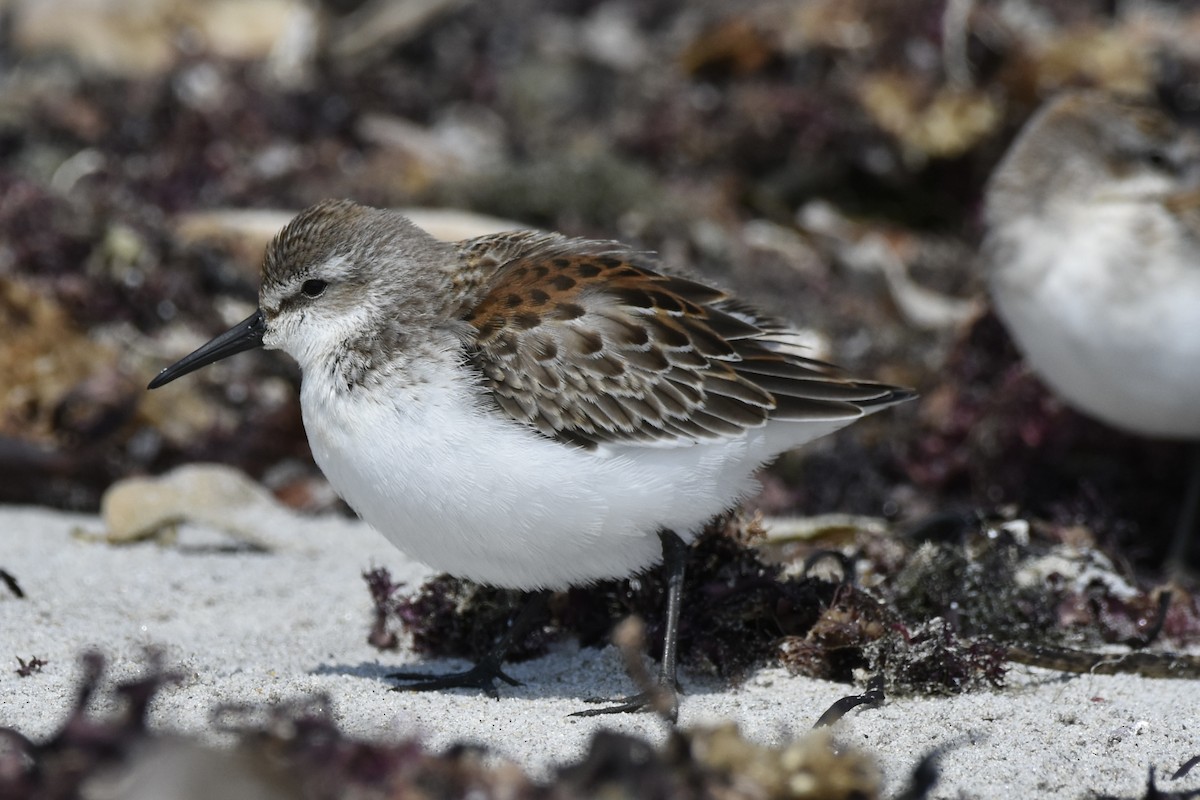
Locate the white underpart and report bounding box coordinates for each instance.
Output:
[989,187,1200,439]
[298,351,864,590]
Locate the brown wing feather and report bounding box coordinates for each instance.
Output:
[460,233,909,448]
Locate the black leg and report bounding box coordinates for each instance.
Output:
[572,530,688,723]
[389,590,548,698]
[1167,444,1200,570]
[658,529,687,701]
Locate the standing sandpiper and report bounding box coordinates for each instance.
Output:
[983,92,1200,566]
[150,200,914,720]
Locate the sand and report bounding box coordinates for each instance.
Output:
[1,503,1198,798]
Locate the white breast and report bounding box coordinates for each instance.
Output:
[299,359,856,589]
[989,200,1200,439]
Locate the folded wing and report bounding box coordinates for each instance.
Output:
[460,232,910,449]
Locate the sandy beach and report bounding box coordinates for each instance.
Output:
[2,503,1197,798]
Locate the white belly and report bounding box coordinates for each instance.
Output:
[299,369,852,589]
[989,207,1200,439]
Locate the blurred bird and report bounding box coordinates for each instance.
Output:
[983,91,1200,566]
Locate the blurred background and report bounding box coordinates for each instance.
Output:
[1,0,1198,568]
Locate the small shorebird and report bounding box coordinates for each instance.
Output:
[150,200,914,719]
[983,91,1200,566]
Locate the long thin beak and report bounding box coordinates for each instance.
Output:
[147,310,266,389]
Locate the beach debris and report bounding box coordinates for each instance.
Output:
[362,566,405,651]
[812,675,885,727]
[0,277,121,446]
[388,517,1018,695]
[98,463,285,548]
[9,0,315,77]
[387,508,1197,697]
[0,652,906,799]
[854,75,1000,162]
[389,518,837,680]
[14,656,47,677]
[0,569,23,599]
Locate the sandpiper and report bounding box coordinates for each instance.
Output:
[150,200,914,719]
[983,91,1200,565]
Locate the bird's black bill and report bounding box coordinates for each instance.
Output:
[147,310,266,389]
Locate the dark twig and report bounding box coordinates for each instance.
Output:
[1173,756,1200,781]
[1004,644,1200,679]
[812,674,885,727]
[0,568,23,598]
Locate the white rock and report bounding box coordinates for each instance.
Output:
[101,463,286,548]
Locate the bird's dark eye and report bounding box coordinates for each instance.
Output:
[1145,150,1171,170]
[301,279,328,298]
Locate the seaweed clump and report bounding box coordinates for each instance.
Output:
[776,580,1007,694]
[385,516,840,680]
[383,516,1017,695]
[389,576,552,664]
[380,507,1200,696]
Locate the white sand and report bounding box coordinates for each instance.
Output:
[1,504,1197,798]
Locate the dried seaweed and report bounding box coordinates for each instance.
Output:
[386,510,1195,696]
[390,519,840,680]
[389,520,1021,696]
[362,566,404,651]
[14,656,47,677]
[0,653,911,800]
[0,652,178,798]
[390,574,551,664]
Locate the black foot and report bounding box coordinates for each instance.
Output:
[570,682,679,723]
[388,660,521,699]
